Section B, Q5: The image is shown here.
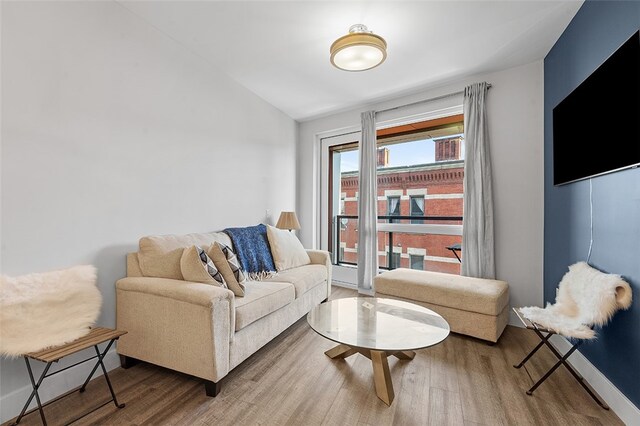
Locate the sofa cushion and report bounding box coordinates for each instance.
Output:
[266,225,310,271]
[180,246,227,288]
[374,268,509,316]
[207,243,245,297]
[264,265,327,298]
[234,281,295,331]
[138,232,231,279]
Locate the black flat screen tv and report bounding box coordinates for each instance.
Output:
[553,30,640,186]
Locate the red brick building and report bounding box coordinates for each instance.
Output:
[338,137,464,274]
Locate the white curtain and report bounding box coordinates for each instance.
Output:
[461,82,496,279]
[388,197,399,216]
[357,111,379,294]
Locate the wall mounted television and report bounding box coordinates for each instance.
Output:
[553,30,640,186]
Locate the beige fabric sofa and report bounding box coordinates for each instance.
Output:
[115,231,331,396]
[374,268,509,343]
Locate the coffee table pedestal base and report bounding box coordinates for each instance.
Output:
[325,344,415,406]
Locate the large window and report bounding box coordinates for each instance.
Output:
[328,114,465,277]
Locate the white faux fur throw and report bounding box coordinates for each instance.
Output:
[520,262,632,339]
[0,265,102,357]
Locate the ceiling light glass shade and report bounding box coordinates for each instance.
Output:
[330,24,387,71]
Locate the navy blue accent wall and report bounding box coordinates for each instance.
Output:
[544,1,640,407]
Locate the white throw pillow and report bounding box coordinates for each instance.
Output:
[266,225,310,272]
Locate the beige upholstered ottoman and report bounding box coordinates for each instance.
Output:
[374,269,509,343]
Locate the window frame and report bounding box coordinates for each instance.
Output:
[319,107,464,285]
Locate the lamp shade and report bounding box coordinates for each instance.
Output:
[330,24,387,72]
[276,211,301,231]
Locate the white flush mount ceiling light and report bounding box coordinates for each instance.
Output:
[330,24,387,72]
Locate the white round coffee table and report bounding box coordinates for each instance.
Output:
[307,296,450,405]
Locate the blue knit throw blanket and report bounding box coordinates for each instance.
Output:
[223,224,276,280]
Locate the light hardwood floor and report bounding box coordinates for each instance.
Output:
[4,286,623,426]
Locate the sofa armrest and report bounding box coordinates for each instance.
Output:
[116,276,234,308]
[306,249,332,297]
[116,277,234,382]
[116,276,235,339]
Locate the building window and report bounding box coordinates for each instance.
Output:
[391,252,401,269]
[387,196,401,217]
[339,247,345,262]
[410,254,424,270]
[410,195,424,224]
[339,195,347,230]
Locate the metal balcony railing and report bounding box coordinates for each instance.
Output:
[334,214,463,270]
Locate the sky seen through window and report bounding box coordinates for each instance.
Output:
[339,134,464,173]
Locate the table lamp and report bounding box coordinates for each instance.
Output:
[275,211,301,232]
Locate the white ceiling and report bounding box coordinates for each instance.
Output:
[118,1,583,121]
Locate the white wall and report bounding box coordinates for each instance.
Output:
[297,61,544,323]
[0,1,296,420]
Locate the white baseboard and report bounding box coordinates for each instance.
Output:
[331,280,355,289]
[0,348,120,424]
[550,335,640,426]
